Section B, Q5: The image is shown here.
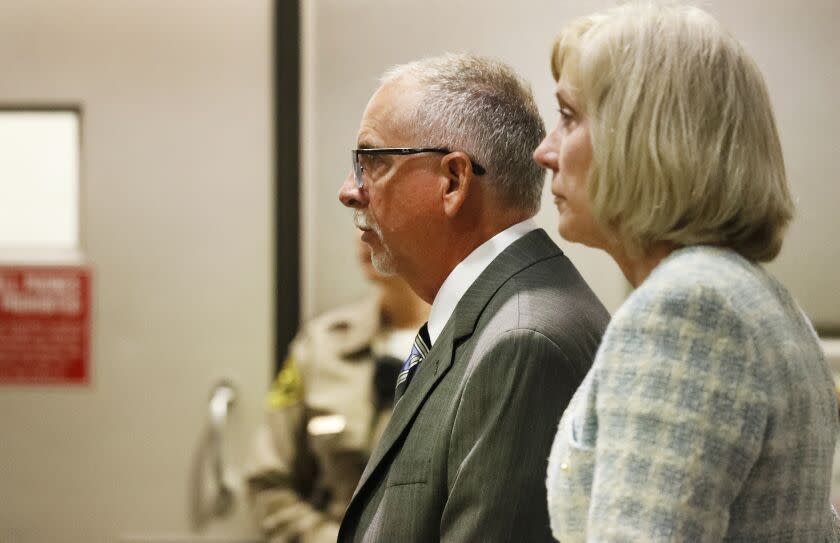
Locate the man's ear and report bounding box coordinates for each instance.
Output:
[440,152,475,218]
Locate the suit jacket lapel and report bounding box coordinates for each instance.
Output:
[353,317,459,495]
[347,229,561,503]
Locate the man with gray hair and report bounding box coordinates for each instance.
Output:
[337,53,608,542]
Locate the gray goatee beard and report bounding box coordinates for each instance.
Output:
[354,210,397,275]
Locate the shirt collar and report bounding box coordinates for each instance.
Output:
[427,218,539,345]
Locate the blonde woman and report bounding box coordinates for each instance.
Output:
[534,3,839,542]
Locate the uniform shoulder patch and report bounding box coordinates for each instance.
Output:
[266,356,304,409]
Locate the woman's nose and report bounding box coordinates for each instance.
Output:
[533,133,559,171]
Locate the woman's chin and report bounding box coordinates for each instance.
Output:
[557,220,607,250]
[556,219,580,244]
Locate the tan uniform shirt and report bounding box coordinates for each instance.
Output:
[246,298,413,543]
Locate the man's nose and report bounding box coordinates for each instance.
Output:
[338,171,367,208]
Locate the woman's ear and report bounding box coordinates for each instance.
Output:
[441,152,475,218]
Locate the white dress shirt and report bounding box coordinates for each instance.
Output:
[427,218,539,345]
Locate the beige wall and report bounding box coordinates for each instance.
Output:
[302,0,840,332]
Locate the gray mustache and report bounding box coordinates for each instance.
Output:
[354,210,371,230]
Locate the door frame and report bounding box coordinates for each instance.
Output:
[274,0,300,371]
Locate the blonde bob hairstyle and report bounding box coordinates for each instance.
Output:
[551,2,793,262]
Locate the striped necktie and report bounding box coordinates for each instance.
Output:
[394,323,431,403]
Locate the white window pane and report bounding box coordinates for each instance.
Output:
[0,111,79,249]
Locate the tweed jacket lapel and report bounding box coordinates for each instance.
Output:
[347,229,561,504]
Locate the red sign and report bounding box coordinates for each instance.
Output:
[0,266,91,385]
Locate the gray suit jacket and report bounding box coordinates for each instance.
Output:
[338,229,610,542]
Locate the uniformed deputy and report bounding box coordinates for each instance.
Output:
[245,236,428,543]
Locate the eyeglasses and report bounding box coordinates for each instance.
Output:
[351,147,486,189]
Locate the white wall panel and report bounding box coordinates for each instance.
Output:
[0,2,272,541]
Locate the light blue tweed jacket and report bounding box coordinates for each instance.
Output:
[547,246,839,542]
